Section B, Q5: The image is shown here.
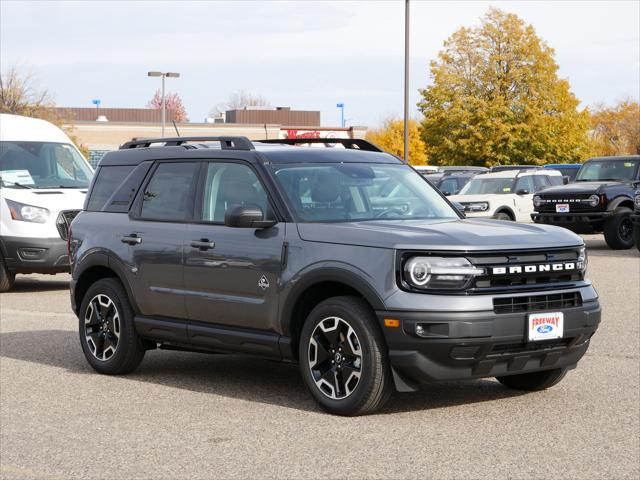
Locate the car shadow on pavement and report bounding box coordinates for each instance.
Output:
[582,238,640,258]
[0,329,526,415]
[9,276,70,292]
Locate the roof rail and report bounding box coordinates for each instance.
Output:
[257,138,384,152]
[120,136,255,150]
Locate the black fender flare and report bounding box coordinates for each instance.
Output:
[279,265,385,337]
[74,249,140,314]
[606,195,634,212]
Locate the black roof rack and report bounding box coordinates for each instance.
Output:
[257,138,384,152]
[120,136,255,150]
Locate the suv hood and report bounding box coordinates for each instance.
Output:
[538,181,623,196]
[296,218,582,251]
[1,188,87,213]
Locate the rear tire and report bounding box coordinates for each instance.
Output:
[78,278,145,375]
[603,207,634,249]
[496,368,567,391]
[298,296,392,416]
[0,256,15,292]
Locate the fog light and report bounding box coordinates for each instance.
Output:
[415,324,425,336]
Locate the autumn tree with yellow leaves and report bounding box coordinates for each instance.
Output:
[590,100,639,156]
[366,118,427,165]
[418,8,592,167]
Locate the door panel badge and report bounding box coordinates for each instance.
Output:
[258,275,270,290]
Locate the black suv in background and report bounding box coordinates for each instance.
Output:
[69,137,600,415]
[632,183,640,251]
[531,156,640,249]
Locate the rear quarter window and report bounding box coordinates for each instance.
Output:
[86,165,134,211]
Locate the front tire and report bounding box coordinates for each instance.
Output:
[78,278,145,375]
[298,296,392,416]
[633,222,640,252]
[0,256,15,292]
[603,207,634,249]
[494,212,513,221]
[496,368,567,391]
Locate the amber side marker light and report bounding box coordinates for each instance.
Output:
[384,318,400,328]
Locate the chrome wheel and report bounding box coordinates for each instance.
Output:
[84,294,120,361]
[308,316,362,400]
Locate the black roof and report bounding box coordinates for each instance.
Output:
[99,136,403,167]
[585,155,640,162]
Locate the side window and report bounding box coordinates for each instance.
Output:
[87,165,134,211]
[439,178,458,195]
[201,162,270,223]
[533,175,550,192]
[139,162,198,221]
[515,176,535,193]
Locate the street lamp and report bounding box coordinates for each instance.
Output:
[147,71,180,136]
[336,103,345,128]
[403,0,410,163]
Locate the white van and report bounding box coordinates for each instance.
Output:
[0,114,93,291]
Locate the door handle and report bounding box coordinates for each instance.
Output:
[121,234,142,245]
[190,239,215,250]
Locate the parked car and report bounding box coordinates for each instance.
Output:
[449,168,563,222]
[69,136,599,416]
[413,165,439,174]
[543,164,581,183]
[489,165,539,172]
[423,171,482,196]
[532,156,640,249]
[0,114,93,291]
[630,183,639,251]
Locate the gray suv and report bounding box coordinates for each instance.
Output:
[69,137,601,415]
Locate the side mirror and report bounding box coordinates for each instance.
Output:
[442,190,452,196]
[516,188,530,195]
[224,205,276,229]
[452,202,466,217]
[563,176,570,185]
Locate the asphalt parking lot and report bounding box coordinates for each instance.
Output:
[1,234,638,480]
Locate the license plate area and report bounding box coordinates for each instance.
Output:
[556,204,569,213]
[528,312,564,342]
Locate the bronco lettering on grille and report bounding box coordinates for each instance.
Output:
[491,262,579,275]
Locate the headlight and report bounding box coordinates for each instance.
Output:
[403,256,485,291]
[577,247,588,273]
[533,195,542,208]
[634,194,640,208]
[465,202,489,212]
[587,194,600,207]
[5,199,50,223]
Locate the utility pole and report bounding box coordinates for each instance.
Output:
[148,71,180,136]
[404,0,410,163]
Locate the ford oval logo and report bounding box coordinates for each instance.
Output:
[537,325,553,334]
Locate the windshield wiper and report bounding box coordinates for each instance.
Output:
[1,181,33,189]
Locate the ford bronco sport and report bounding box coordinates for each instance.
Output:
[69,137,601,415]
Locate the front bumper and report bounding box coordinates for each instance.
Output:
[377,298,600,391]
[0,236,70,274]
[531,211,613,225]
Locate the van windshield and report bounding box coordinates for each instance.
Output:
[0,141,93,189]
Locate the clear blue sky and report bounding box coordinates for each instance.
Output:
[1,0,638,127]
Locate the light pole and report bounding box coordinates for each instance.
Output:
[403,0,410,163]
[147,71,180,136]
[336,103,345,128]
[91,99,101,120]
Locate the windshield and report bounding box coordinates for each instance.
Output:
[269,163,458,222]
[0,141,93,189]
[458,176,515,195]
[575,160,638,182]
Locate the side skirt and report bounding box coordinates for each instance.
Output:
[134,315,293,360]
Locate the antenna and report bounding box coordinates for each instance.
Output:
[172,120,181,137]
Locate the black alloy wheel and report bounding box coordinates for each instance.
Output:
[308,316,363,400]
[84,293,121,361]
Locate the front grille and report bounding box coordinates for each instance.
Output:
[493,292,582,314]
[536,194,602,213]
[468,248,584,292]
[55,210,80,241]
